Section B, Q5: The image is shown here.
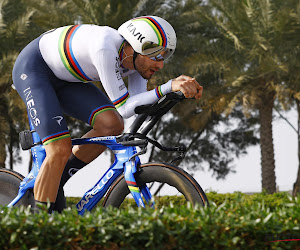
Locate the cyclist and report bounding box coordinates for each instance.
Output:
[12,16,203,212]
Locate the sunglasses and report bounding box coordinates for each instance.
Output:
[149,54,165,61]
[142,42,174,61]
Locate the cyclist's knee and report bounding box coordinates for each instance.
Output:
[93,110,124,136]
[44,137,72,163]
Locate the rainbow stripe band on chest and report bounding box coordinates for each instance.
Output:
[58,25,92,82]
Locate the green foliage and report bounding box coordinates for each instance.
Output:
[1,192,300,249]
[0,0,37,169]
[206,191,294,210]
[66,195,188,208]
[67,191,295,210]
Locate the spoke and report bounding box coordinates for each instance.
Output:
[153,183,165,196]
[148,182,155,190]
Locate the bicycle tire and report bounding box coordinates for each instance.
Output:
[102,162,209,208]
[0,168,34,207]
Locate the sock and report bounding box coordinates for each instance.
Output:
[61,153,87,185]
[53,153,87,212]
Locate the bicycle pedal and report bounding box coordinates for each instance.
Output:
[19,130,34,150]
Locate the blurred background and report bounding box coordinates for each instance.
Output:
[1,0,299,196]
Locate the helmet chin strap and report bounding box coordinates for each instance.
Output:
[121,43,138,70]
[133,51,138,70]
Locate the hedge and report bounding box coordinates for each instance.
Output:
[67,191,294,209]
[0,192,299,249]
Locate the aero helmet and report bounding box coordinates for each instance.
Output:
[118,16,176,61]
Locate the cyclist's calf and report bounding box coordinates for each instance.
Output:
[34,137,72,203]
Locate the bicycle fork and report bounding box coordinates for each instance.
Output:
[124,158,154,208]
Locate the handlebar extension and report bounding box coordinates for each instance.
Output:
[134,91,185,115]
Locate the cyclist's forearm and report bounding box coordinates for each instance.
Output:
[117,80,172,118]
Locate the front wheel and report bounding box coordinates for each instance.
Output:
[103,163,209,208]
[0,168,34,207]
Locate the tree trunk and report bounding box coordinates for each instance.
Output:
[259,91,276,194]
[293,99,300,196]
[0,144,6,168]
[9,124,13,170]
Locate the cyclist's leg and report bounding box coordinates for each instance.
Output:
[73,109,124,162]
[12,37,72,208]
[53,82,123,210]
[57,81,124,164]
[34,138,71,203]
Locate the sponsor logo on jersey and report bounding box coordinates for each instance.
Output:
[23,87,41,126]
[20,73,28,80]
[52,116,64,126]
[119,84,126,91]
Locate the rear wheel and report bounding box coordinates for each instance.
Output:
[103,163,208,208]
[0,168,34,207]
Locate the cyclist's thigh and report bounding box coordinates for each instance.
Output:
[56,82,119,127]
[12,37,70,145]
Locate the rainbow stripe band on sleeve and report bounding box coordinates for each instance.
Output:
[126,181,140,193]
[155,86,163,98]
[88,105,116,127]
[58,25,92,82]
[42,131,71,145]
[113,92,129,108]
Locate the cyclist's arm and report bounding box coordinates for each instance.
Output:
[93,49,172,118]
[117,80,172,118]
[127,72,147,96]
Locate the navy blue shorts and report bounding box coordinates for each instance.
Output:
[12,37,116,145]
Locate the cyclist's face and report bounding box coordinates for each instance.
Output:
[135,54,164,80]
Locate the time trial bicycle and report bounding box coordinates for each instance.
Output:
[0,92,209,214]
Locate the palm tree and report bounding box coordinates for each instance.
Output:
[26,0,140,29]
[182,0,300,193]
[0,0,36,169]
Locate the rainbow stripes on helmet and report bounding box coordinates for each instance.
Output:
[132,16,167,48]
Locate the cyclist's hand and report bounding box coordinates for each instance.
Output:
[171,75,203,100]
